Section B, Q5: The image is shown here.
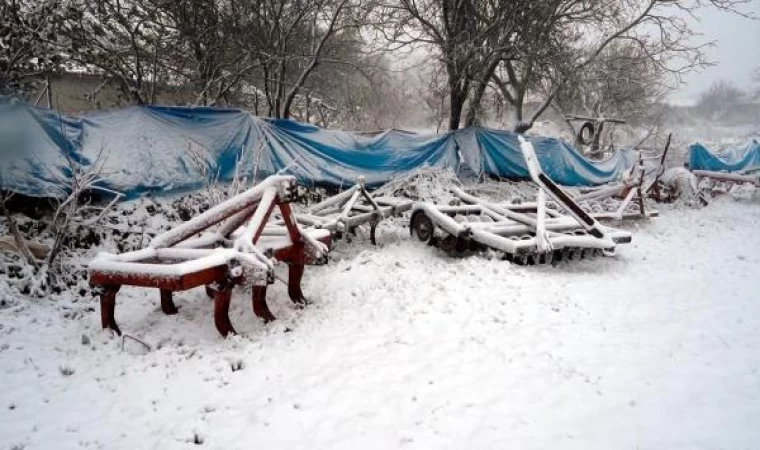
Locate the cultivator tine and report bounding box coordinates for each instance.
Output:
[160,289,179,315]
[297,178,412,246]
[287,264,309,307]
[369,219,378,246]
[252,285,276,323]
[538,252,553,265]
[99,285,121,335]
[211,281,236,337]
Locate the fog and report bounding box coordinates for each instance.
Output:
[670,0,760,105]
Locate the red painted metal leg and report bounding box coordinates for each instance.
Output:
[212,285,236,337]
[288,264,309,307]
[160,289,178,315]
[252,285,276,323]
[99,285,121,335]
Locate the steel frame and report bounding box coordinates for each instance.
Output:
[289,177,413,244]
[88,176,331,337]
[409,137,632,263]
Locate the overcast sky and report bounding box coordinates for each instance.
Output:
[671,0,760,105]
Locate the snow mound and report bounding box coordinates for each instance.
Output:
[373,167,461,203]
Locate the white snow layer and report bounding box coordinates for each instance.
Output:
[2,200,760,449]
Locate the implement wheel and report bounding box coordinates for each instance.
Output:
[411,212,434,243]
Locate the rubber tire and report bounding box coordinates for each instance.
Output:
[578,121,595,146]
[411,212,434,243]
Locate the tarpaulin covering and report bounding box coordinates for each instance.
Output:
[0,104,636,199]
[688,141,760,173]
[454,128,637,186]
[0,103,83,198]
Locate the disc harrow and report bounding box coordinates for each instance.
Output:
[409,137,632,264]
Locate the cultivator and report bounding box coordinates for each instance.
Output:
[410,137,631,264]
[88,175,330,337]
[291,177,413,244]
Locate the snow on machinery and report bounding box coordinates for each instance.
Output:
[567,133,680,221]
[409,137,632,264]
[564,114,628,158]
[88,175,331,337]
[570,148,661,221]
[289,176,413,244]
[561,115,679,219]
[692,168,760,198]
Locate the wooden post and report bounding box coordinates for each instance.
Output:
[46,73,53,109]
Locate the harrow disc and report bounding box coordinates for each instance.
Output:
[439,234,458,253]
[512,253,529,265]
[538,251,553,265]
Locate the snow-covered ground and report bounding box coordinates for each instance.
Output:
[2,197,760,449]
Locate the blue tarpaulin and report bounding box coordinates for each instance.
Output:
[454,128,636,186]
[0,104,636,199]
[688,141,760,173]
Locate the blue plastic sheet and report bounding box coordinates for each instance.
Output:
[0,104,636,199]
[453,128,636,186]
[688,141,760,172]
[0,103,83,197]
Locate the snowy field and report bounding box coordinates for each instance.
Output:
[2,197,760,449]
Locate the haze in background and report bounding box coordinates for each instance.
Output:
[671,0,760,105]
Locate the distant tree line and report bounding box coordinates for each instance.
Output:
[695,74,760,122]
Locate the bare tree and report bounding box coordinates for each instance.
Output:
[45,148,123,286]
[558,42,669,120]
[162,0,262,106]
[0,0,70,98]
[63,0,174,105]
[494,0,754,133]
[383,0,753,132]
[697,79,746,120]
[233,0,374,119]
[380,0,531,130]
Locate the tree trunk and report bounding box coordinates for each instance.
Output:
[512,100,529,133]
[448,89,464,131]
[464,58,501,127]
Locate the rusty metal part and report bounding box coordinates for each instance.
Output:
[160,289,178,315]
[88,176,331,338]
[99,285,121,335]
[211,281,236,337]
[252,285,275,323]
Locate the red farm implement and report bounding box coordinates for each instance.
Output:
[88,175,330,337]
